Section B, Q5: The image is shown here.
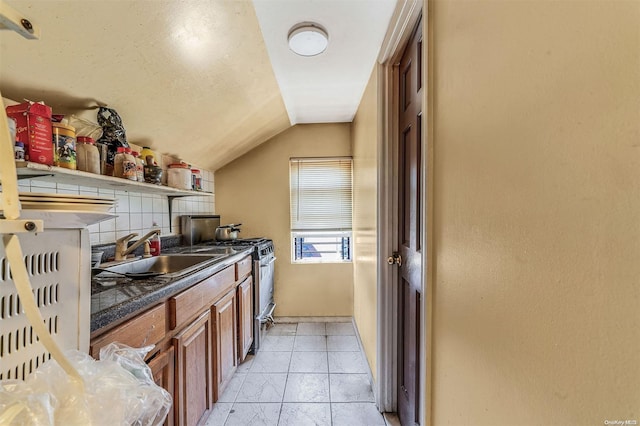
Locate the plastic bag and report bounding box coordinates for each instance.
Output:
[67,114,103,140]
[96,107,129,168]
[0,343,171,426]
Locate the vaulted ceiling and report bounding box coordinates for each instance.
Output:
[0,0,395,171]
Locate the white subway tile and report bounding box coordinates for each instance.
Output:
[129,213,142,230]
[89,232,100,244]
[115,195,129,213]
[31,180,56,188]
[99,218,115,232]
[116,215,130,231]
[152,198,163,213]
[141,197,153,213]
[142,213,154,226]
[116,230,134,239]
[100,231,116,244]
[56,189,79,195]
[129,195,142,212]
[35,187,58,194]
[153,214,163,228]
[56,183,78,191]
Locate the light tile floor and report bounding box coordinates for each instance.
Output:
[204,320,387,426]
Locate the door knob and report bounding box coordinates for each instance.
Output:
[387,252,402,266]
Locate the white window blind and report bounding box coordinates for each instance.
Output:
[290,157,353,232]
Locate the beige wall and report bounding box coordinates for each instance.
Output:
[215,124,354,316]
[429,0,640,424]
[351,65,380,378]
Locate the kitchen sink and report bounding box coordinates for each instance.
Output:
[167,246,239,255]
[99,254,225,278]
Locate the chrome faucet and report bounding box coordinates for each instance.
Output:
[115,229,161,261]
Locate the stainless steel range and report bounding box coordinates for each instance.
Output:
[180,215,275,353]
[202,237,275,352]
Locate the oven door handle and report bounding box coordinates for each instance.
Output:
[260,257,276,267]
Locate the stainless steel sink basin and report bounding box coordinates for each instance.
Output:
[166,246,239,255]
[101,254,224,278]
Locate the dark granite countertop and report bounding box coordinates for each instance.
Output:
[90,246,254,334]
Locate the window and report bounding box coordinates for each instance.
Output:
[290,157,353,263]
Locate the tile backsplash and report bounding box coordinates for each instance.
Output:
[16,170,215,245]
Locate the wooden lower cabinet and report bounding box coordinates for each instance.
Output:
[92,257,255,425]
[173,311,213,426]
[211,287,238,401]
[148,347,175,426]
[237,276,253,362]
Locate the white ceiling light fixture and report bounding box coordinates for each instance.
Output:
[287,22,328,57]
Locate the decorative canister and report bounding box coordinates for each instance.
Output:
[167,163,192,190]
[52,122,76,169]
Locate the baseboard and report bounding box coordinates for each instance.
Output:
[349,316,381,414]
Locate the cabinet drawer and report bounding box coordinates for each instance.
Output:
[169,265,235,330]
[91,303,166,358]
[235,256,252,281]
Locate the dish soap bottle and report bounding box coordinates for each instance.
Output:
[149,225,161,257]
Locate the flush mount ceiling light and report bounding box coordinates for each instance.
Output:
[288,22,328,57]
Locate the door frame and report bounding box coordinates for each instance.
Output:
[376,1,432,425]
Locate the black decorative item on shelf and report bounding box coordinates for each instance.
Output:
[96,107,129,172]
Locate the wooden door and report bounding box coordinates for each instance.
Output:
[212,287,238,401]
[173,312,212,426]
[396,15,423,426]
[237,276,254,362]
[148,347,175,426]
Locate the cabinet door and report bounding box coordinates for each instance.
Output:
[173,312,212,426]
[148,347,175,426]
[212,288,238,401]
[237,276,253,362]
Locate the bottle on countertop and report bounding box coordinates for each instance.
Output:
[149,225,161,257]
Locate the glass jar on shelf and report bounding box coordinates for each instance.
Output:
[191,168,202,191]
[167,163,192,190]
